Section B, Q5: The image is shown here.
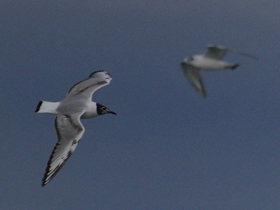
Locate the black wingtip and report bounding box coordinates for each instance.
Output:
[35,101,43,113]
[41,179,50,187]
[200,90,207,98]
[41,142,74,187]
[231,64,239,70]
[89,70,109,77]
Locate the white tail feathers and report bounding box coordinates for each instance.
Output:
[35,101,60,115]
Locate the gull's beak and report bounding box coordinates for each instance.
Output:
[108,110,117,115]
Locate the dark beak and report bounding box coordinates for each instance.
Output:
[108,110,117,115]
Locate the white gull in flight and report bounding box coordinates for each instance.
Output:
[35,70,116,186]
[181,44,258,97]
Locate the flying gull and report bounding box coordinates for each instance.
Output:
[35,70,116,186]
[181,44,258,97]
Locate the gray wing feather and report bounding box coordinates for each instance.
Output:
[66,70,112,100]
[181,63,206,97]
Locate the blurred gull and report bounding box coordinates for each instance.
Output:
[181,44,258,97]
[35,70,116,186]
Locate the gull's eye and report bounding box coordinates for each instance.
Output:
[97,103,110,115]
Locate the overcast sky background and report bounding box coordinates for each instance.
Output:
[1,1,280,209]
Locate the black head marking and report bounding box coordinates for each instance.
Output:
[96,103,117,115]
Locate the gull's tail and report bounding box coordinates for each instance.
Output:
[35,101,60,114]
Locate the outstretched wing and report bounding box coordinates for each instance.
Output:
[42,113,85,186]
[181,63,206,97]
[204,45,227,60]
[66,70,112,100]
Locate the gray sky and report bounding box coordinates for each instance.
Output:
[1,1,280,209]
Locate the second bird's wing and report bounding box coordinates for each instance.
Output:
[204,45,227,60]
[181,63,206,97]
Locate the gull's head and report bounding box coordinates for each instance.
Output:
[181,56,194,66]
[182,56,194,64]
[96,103,117,115]
[187,56,194,62]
